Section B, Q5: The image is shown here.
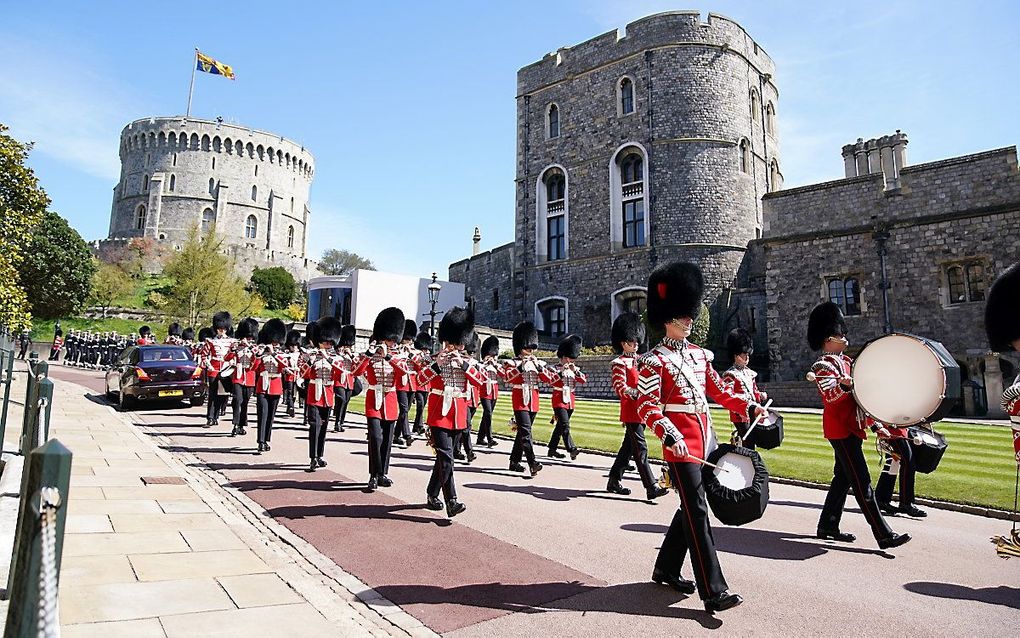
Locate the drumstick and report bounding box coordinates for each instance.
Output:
[686,456,731,474]
[742,399,774,441]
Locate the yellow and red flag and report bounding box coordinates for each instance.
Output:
[196,50,235,80]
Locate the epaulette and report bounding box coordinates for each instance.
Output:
[610,356,628,366]
[703,348,715,363]
[638,350,662,367]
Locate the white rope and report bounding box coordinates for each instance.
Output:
[37,486,62,638]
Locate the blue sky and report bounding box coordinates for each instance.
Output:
[2,1,1017,277]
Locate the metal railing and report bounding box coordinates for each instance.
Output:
[0,328,14,447]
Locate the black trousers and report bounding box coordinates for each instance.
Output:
[654,462,728,600]
[734,421,756,450]
[256,394,280,444]
[876,437,916,508]
[609,422,656,489]
[396,390,412,439]
[509,410,537,465]
[17,345,28,359]
[333,387,352,426]
[367,417,396,478]
[283,380,297,415]
[48,347,60,361]
[477,398,496,444]
[819,436,894,540]
[427,426,458,500]
[307,405,330,459]
[456,407,476,456]
[207,375,231,424]
[549,407,577,454]
[231,384,254,431]
[412,391,426,433]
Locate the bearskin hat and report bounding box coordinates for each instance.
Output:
[167,322,181,337]
[556,334,582,359]
[726,328,754,358]
[647,262,704,326]
[986,261,1020,352]
[414,331,432,351]
[438,306,475,346]
[611,312,646,355]
[213,311,232,331]
[807,302,847,351]
[181,327,195,342]
[403,319,418,343]
[285,329,302,347]
[235,317,258,341]
[512,321,539,356]
[258,318,286,345]
[481,335,500,358]
[197,327,214,342]
[465,330,480,354]
[371,307,405,342]
[304,320,317,345]
[338,324,357,347]
[139,325,151,336]
[316,316,343,345]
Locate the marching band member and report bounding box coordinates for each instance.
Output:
[985,262,1020,459]
[411,331,433,436]
[201,313,234,428]
[722,328,767,449]
[453,332,481,463]
[225,318,259,437]
[180,327,195,347]
[476,336,501,448]
[332,325,358,432]
[547,334,586,460]
[808,301,911,550]
[253,319,287,454]
[391,320,419,448]
[637,262,762,613]
[352,307,408,491]
[500,321,554,477]
[166,322,183,345]
[282,330,302,418]
[137,325,155,346]
[875,419,924,517]
[607,312,668,501]
[301,317,345,472]
[415,307,485,517]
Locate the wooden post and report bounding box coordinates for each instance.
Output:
[4,439,72,638]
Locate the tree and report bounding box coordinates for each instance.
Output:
[319,249,375,277]
[162,226,264,328]
[22,211,96,320]
[122,237,160,279]
[89,261,133,318]
[250,266,297,310]
[0,123,49,331]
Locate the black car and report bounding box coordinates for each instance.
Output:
[105,345,206,410]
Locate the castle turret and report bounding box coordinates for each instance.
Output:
[841,130,908,188]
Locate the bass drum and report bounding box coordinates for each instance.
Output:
[702,444,769,526]
[852,333,960,426]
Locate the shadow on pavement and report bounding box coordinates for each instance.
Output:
[231,478,370,493]
[260,501,451,526]
[770,499,863,515]
[463,481,649,505]
[903,582,1020,610]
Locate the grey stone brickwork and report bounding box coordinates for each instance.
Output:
[99,116,320,281]
[449,243,516,330]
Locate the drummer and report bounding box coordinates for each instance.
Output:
[807,302,911,550]
[984,262,1020,442]
[722,328,767,449]
[875,418,926,517]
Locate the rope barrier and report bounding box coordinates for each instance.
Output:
[37,486,62,638]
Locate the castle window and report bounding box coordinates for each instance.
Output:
[208,178,216,195]
[168,174,176,192]
[750,88,760,122]
[536,166,568,262]
[287,225,295,249]
[142,174,149,193]
[245,215,258,239]
[765,102,776,136]
[547,215,565,261]
[290,197,294,213]
[739,139,751,173]
[611,146,648,250]
[145,153,149,167]
[623,200,644,248]
[536,297,568,338]
[172,153,177,166]
[611,286,647,323]
[211,157,216,170]
[254,165,258,177]
[251,185,257,202]
[135,205,146,230]
[547,103,560,139]
[618,77,635,115]
[827,276,861,316]
[492,288,499,311]
[770,159,781,191]
[945,260,988,305]
[202,208,215,233]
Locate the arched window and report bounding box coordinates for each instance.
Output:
[135,205,146,230]
[739,139,751,174]
[945,261,987,304]
[287,225,295,248]
[750,88,760,122]
[618,149,646,249]
[621,153,643,184]
[966,263,986,302]
[245,215,257,239]
[619,77,635,115]
[168,174,176,192]
[770,160,781,191]
[202,208,215,233]
[536,297,568,338]
[547,103,560,139]
[142,174,149,193]
[765,102,776,136]
[536,167,568,262]
[612,286,647,323]
[251,185,257,202]
[208,178,216,195]
[827,276,862,316]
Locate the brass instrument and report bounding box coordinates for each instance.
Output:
[991,529,1020,559]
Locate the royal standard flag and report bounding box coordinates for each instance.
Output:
[196,50,236,80]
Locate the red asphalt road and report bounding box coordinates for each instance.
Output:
[50,366,1020,637]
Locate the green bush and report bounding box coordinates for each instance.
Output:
[250,266,297,310]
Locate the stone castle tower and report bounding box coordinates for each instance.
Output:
[452,11,782,344]
[100,116,319,280]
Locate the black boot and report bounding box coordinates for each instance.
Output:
[263,443,270,452]
[704,591,743,613]
[651,568,696,595]
[466,452,477,464]
[378,475,393,487]
[509,462,526,472]
[900,505,927,517]
[816,527,856,543]
[426,496,443,511]
[646,486,669,501]
[877,501,899,516]
[317,458,327,467]
[366,476,378,492]
[548,450,565,459]
[607,480,631,496]
[569,448,580,460]
[446,499,466,517]
[307,459,317,472]
[877,532,911,550]
[529,462,543,477]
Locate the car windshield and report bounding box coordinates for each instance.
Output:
[140,348,190,363]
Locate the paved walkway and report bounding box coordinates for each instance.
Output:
[1,362,426,637]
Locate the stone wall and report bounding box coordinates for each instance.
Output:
[448,243,516,330]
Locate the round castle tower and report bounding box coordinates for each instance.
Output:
[102,116,318,280]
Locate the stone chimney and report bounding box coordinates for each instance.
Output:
[472,226,481,256]
[841,131,908,189]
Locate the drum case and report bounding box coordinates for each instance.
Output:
[702,444,770,526]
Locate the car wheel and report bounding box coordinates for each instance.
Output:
[105,381,116,402]
[118,390,135,412]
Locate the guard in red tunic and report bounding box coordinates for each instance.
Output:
[415,307,485,517]
[282,330,302,418]
[331,325,358,432]
[637,262,762,613]
[392,319,419,448]
[476,336,501,448]
[453,332,481,463]
[352,307,409,492]
[137,325,155,346]
[165,323,183,345]
[808,301,911,550]
[411,331,432,436]
[721,328,767,449]
[301,317,345,472]
[225,318,259,437]
[608,312,669,501]
[201,312,235,428]
[499,321,554,477]
[985,262,1020,461]
[253,319,287,454]
[547,334,586,460]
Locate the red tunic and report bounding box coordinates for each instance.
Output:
[1003,376,1020,464]
[200,336,235,378]
[810,353,868,440]
[301,350,344,407]
[548,363,587,409]
[416,351,485,429]
[499,358,554,412]
[611,355,640,424]
[479,359,501,401]
[252,349,288,395]
[722,366,767,424]
[393,349,413,392]
[281,349,301,383]
[225,339,257,387]
[636,339,751,464]
[137,336,155,345]
[353,352,407,420]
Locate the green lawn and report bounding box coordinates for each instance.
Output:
[31,317,169,341]
[347,393,1017,512]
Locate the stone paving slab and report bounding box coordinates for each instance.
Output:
[61,618,168,638]
[128,549,273,582]
[108,512,227,532]
[63,530,191,557]
[60,578,235,624]
[216,573,303,608]
[60,555,137,586]
[158,603,337,637]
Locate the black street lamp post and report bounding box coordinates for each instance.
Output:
[874,225,894,334]
[426,272,442,354]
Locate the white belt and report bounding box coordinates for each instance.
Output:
[560,385,573,403]
[1010,417,1020,426]
[512,384,534,407]
[430,387,466,416]
[260,371,281,392]
[662,403,707,415]
[310,378,329,402]
[371,384,395,410]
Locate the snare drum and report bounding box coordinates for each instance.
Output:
[908,426,948,473]
[749,409,784,450]
[852,333,961,426]
[702,444,770,526]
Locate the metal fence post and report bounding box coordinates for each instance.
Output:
[0,344,13,450]
[21,359,49,457]
[4,439,72,637]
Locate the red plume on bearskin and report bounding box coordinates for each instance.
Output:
[315,316,343,345]
[986,261,1020,352]
[339,324,357,347]
[512,321,539,356]
[481,335,500,358]
[727,328,754,358]
[611,312,645,355]
[807,302,847,351]
[646,262,704,327]
[213,311,232,331]
[258,318,286,345]
[373,307,406,343]
[556,334,582,359]
[438,307,475,347]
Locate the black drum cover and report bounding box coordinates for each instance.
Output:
[751,409,784,450]
[908,426,948,474]
[702,444,770,526]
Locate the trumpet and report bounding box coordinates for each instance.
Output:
[508,414,518,432]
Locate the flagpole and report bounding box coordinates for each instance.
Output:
[186,48,198,118]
